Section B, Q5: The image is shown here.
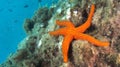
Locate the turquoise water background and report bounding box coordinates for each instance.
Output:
[0,0,57,64]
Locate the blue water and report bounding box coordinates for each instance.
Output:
[0,0,57,64]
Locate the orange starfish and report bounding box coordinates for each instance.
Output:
[49,4,109,63]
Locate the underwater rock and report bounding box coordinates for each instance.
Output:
[32,7,54,28]
[24,19,35,34]
[24,7,54,35]
[1,0,120,67]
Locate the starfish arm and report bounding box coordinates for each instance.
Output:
[62,35,73,63]
[56,20,75,28]
[74,33,109,46]
[76,4,95,32]
[49,28,67,36]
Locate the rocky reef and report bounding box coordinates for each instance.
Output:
[0,0,120,67]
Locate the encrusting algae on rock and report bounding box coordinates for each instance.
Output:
[0,0,120,67]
